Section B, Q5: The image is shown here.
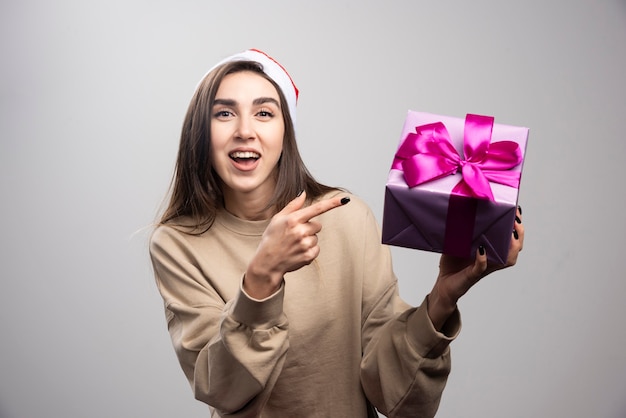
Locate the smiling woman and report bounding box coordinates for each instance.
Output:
[209,71,285,219]
[157,53,335,231]
[148,49,524,418]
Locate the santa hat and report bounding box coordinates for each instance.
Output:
[201,48,299,129]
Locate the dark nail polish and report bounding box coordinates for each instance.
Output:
[340,197,351,205]
[515,215,521,224]
[478,245,485,256]
[296,190,304,197]
[518,205,522,215]
[513,230,519,240]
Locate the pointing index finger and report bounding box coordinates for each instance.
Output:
[295,195,350,223]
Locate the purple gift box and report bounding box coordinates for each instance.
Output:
[382,111,529,264]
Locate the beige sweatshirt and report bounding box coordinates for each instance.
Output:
[149,192,461,418]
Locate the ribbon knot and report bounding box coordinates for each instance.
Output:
[391,114,523,201]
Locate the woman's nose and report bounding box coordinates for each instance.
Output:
[235,116,255,140]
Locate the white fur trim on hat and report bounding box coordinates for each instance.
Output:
[201,49,299,129]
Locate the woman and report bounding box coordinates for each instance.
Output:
[149,49,524,418]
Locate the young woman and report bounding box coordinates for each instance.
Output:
[149,49,524,418]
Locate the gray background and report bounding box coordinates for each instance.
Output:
[1,1,625,417]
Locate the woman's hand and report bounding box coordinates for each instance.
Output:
[244,191,349,299]
[428,206,524,330]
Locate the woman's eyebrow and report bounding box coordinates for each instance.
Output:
[213,98,237,107]
[253,97,280,107]
[213,97,279,107]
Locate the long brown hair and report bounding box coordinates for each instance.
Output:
[158,60,337,232]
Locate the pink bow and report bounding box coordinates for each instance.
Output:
[392,114,523,201]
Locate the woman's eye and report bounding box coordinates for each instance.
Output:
[214,110,232,118]
[257,110,274,118]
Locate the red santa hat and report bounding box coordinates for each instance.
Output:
[202,48,299,129]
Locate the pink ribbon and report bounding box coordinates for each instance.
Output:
[392,114,523,201]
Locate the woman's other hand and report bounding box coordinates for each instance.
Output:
[428,206,524,330]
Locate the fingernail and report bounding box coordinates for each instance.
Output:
[296,190,304,197]
[515,215,521,224]
[513,230,519,240]
[479,245,485,256]
[340,197,351,205]
[518,205,522,215]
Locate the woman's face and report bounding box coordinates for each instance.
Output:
[210,71,285,205]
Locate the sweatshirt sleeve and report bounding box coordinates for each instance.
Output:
[357,208,461,418]
[149,225,289,416]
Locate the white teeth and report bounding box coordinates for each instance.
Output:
[230,151,260,159]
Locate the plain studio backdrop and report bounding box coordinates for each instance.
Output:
[1,1,625,417]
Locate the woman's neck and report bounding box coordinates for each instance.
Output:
[223,189,276,221]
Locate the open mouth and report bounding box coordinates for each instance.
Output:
[229,151,260,165]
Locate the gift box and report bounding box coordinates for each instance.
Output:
[382,111,529,264]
